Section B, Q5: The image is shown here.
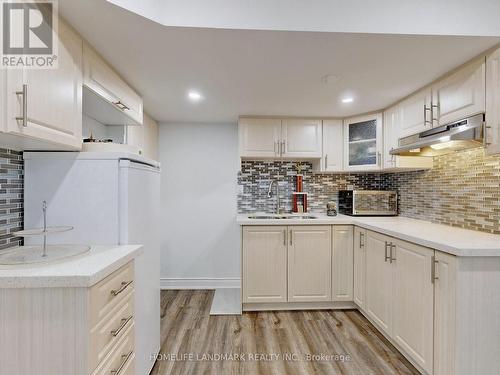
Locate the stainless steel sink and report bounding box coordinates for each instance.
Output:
[247,215,317,220]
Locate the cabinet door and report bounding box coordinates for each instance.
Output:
[383,106,398,169]
[392,240,434,374]
[486,47,500,155]
[398,88,432,137]
[83,42,143,125]
[353,227,366,308]
[6,19,82,149]
[383,107,433,171]
[239,118,281,158]
[242,226,287,303]
[321,119,343,172]
[332,225,354,302]
[282,119,322,158]
[432,58,485,126]
[288,226,332,302]
[365,231,392,334]
[434,252,457,375]
[344,113,383,171]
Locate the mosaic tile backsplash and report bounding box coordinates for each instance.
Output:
[237,147,500,234]
[0,149,23,250]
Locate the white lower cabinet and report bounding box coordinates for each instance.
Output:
[433,251,456,375]
[242,226,288,303]
[0,261,135,375]
[364,231,434,374]
[332,226,354,301]
[392,239,434,374]
[365,231,393,333]
[242,225,353,307]
[288,226,332,302]
[353,227,366,308]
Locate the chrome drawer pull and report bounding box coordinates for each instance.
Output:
[111,280,133,296]
[111,315,133,337]
[111,351,133,375]
[384,242,390,262]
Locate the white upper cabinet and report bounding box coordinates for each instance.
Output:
[321,119,344,172]
[344,113,383,171]
[239,118,282,158]
[398,88,432,137]
[383,106,433,171]
[83,42,143,126]
[4,19,83,150]
[238,118,322,159]
[281,119,322,158]
[431,57,485,126]
[486,46,500,155]
[383,106,399,169]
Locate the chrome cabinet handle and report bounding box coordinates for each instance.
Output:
[15,84,28,127]
[484,125,492,146]
[431,256,439,283]
[111,280,133,296]
[384,242,390,262]
[111,351,133,375]
[431,102,439,123]
[359,232,364,248]
[424,104,432,126]
[390,244,396,263]
[325,154,328,167]
[283,229,286,246]
[289,230,292,245]
[377,152,381,167]
[111,315,133,337]
[282,141,286,155]
[113,100,130,111]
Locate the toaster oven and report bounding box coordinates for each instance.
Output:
[338,190,398,216]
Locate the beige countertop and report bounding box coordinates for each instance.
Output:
[237,213,500,257]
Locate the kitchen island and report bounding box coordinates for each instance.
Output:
[0,245,143,375]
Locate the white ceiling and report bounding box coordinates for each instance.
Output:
[108,0,500,37]
[60,0,500,123]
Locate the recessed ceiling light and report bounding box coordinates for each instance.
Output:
[322,74,340,84]
[342,97,354,103]
[188,91,203,101]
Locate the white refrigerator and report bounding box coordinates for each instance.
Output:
[24,151,161,375]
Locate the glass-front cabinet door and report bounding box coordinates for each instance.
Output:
[343,113,383,171]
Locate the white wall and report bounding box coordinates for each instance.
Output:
[82,114,125,143]
[158,122,240,289]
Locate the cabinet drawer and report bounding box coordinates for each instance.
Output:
[90,291,134,371]
[92,322,135,375]
[90,261,134,327]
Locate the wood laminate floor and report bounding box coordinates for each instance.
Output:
[150,290,419,375]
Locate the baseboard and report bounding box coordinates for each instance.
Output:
[160,277,241,290]
[243,301,356,311]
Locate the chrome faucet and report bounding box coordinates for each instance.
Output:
[267,180,283,214]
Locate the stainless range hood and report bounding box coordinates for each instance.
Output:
[390,113,485,157]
